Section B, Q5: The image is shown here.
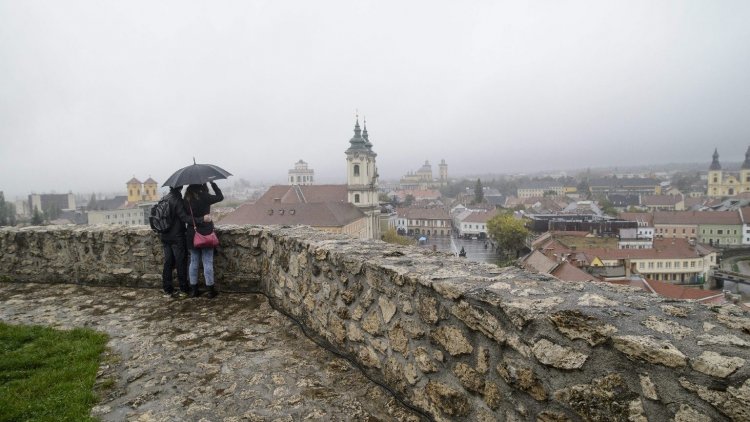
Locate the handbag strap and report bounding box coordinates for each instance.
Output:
[187,200,198,230]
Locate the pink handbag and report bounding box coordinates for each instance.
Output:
[188,202,219,248]
[194,231,219,248]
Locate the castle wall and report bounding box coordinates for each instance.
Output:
[1,225,750,421]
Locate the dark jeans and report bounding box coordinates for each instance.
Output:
[162,239,188,293]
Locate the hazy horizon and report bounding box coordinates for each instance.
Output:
[2,1,749,200]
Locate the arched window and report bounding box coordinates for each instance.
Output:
[354,194,360,203]
[353,164,360,177]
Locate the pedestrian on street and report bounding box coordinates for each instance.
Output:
[160,186,195,298]
[184,182,224,298]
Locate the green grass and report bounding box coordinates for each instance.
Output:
[0,322,108,422]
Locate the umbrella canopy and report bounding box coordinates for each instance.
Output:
[162,161,233,187]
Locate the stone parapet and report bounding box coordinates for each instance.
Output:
[1,225,749,421]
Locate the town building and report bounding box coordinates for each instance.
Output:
[516,181,566,198]
[220,117,380,240]
[88,178,159,227]
[617,228,653,249]
[27,193,76,217]
[588,177,662,196]
[288,160,314,186]
[398,159,448,189]
[532,235,718,284]
[395,207,452,237]
[456,209,498,239]
[707,146,750,198]
[640,194,685,212]
[742,207,750,245]
[87,204,152,226]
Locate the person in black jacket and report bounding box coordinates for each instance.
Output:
[184,182,224,298]
[160,186,197,298]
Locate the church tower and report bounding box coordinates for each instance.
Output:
[741,146,750,194]
[707,148,723,197]
[439,159,449,186]
[345,116,380,239]
[143,178,159,201]
[127,177,143,203]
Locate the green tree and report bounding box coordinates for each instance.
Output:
[474,179,484,203]
[44,203,61,221]
[31,207,43,225]
[403,194,415,207]
[597,198,617,217]
[487,213,529,260]
[382,228,416,246]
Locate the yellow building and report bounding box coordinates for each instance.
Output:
[707,147,750,198]
[126,177,160,203]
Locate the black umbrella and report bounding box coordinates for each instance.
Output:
[162,159,233,187]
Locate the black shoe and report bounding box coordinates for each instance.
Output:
[206,285,217,299]
[189,285,200,298]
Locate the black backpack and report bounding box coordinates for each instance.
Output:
[149,195,173,234]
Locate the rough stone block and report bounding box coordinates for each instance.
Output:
[432,325,473,356]
[690,351,745,378]
[613,335,687,368]
[532,339,588,370]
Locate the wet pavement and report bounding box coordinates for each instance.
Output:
[0,282,420,422]
[417,236,504,266]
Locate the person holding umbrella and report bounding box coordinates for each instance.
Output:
[162,160,232,299]
[184,182,224,298]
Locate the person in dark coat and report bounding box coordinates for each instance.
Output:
[160,186,196,298]
[184,182,224,298]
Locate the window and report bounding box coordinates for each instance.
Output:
[691,261,696,268]
[683,261,688,268]
[648,262,654,269]
[717,229,723,235]
[353,164,360,177]
[639,262,644,269]
[665,262,671,269]
[657,262,663,269]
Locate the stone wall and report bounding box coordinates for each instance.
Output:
[1,225,749,421]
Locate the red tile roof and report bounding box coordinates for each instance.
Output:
[582,238,716,260]
[601,278,724,303]
[256,185,348,205]
[219,201,365,227]
[463,210,499,223]
[653,210,741,225]
[396,207,451,220]
[741,207,750,224]
[642,279,725,303]
[550,262,596,282]
[641,195,682,206]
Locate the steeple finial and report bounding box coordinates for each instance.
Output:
[743,145,750,170]
[710,148,721,171]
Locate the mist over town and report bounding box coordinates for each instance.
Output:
[2,1,750,421]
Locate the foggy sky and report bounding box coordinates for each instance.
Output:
[2,1,750,200]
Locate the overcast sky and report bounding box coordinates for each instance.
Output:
[2,1,749,199]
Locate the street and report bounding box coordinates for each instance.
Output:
[418,235,505,266]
